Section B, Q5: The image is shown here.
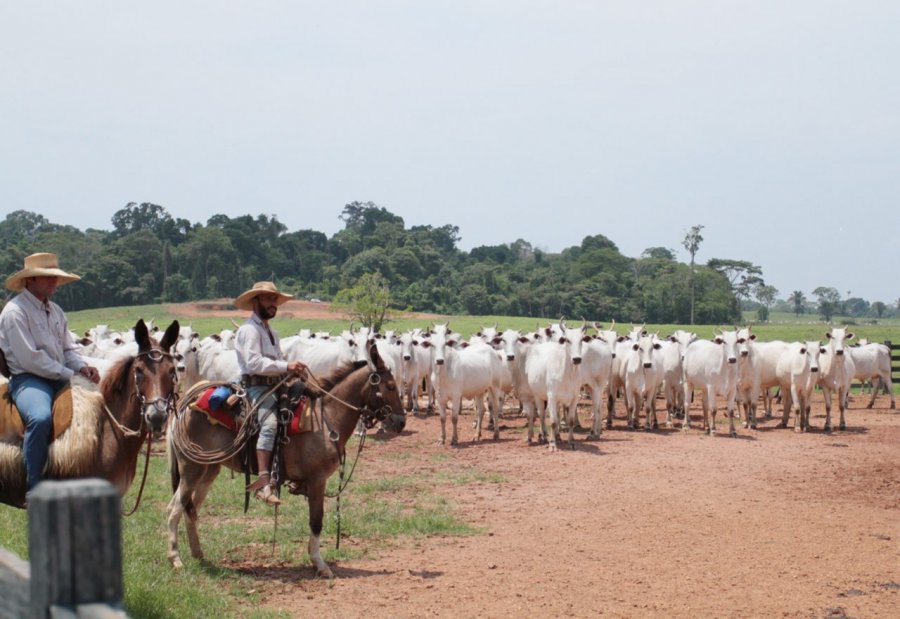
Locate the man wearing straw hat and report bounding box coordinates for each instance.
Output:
[0,253,100,493]
[234,281,308,506]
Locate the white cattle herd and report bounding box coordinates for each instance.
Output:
[71,319,896,451]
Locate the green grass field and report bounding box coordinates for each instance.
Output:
[65,303,900,346]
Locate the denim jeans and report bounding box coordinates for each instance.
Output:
[248,386,279,452]
[9,373,69,491]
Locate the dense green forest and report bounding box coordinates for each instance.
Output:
[0,202,891,324]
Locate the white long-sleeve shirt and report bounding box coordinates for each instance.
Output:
[0,289,86,380]
[234,313,288,377]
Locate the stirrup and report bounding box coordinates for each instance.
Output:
[254,483,281,506]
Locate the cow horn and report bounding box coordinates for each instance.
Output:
[559,316,567,330]
[230,318,241,329]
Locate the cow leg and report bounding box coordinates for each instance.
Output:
[450,398,461,446]
[525,399,537,444]
[681,383,692,432]
[780,388,793,428]
[546,395,559,452]
[838,387,848,430]
[790,384,803,433]
[473,397,485,442]
[589,386,604,439]
[490,391,502,441]
[565,400,577,450]
[822,389,833,432]
[704,388,715,435]
[307,484,334,578]
[605,390,615,429]
[437,397,448,445]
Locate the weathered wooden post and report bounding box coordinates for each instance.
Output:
[27,479,125,618]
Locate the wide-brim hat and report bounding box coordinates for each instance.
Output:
[234,281,294,311]
[5,253,81,292]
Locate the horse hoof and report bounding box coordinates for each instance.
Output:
[171,557,184,570]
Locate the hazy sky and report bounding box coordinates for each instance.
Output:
[2,2,898,302]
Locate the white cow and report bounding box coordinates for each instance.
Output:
[818,327,856,432]
[681,330,741,436]
[775,341,822,432]
[523,320,590,451]
[734,327,790,429]
[422,324,504,446]
[397,329,434,414]
[847,343,895,409]
[659,329,696,426]
[621,334,663,431]
[579,333,615,438]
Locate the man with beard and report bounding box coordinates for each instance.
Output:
[234,281,307,505]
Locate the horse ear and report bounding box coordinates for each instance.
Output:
[159,320,180,352]
[368,341,383,367]
[134,319,150,352]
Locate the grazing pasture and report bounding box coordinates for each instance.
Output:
[1,302,898,617]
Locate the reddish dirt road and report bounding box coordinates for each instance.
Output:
[259,395,900,619]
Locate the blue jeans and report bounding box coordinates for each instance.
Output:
[248,386,279,452]
[9,374,69,491]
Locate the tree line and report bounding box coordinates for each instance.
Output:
[0,202,890,324]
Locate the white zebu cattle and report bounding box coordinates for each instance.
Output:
[491,329,537,436]
[621,334,663,431]
[423,324,504,446]
[397,329,434,413]
[523,320,591,451]
[817,327,856,432]
[775,341,822,432]
[681,330,741,436]
[283,334,355,378]
[196,333,241,383]
[69,355,116,391]
[579,332,615,438]
[734,327,790,428]
[847,343,895,409]
[606,324,647,426]
[659,329,696,427]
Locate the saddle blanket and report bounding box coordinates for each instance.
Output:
[0,383,74,443]
[190,386,314,435]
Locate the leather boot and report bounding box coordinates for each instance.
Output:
[247,449,281,506]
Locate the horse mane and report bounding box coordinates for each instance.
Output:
[315,360,368,393]
[100,355,136,403]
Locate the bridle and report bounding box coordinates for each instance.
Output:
[118,346,178,517]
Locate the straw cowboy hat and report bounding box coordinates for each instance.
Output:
[5,253,81,293]
[234,281,294,311]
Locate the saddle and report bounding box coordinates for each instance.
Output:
[188,383,315,436]
[0,383,75,444]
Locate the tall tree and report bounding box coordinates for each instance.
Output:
[681,225,704,325]
[871,301,886,319]
[788,290,806,317]
[707,258,764,301]
[331,272,395,331]
[754,283,778,322]
[812,286,841,322]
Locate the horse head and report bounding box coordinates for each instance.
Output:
[133,318,180,433]
[366,341,406,433]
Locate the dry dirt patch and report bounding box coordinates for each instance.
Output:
[257,396,899,618]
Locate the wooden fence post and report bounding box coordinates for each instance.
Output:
[27,479,124,618]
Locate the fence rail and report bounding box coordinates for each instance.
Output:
[0,479,128,619]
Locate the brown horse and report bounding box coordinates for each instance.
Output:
[0,318,180,508]
[165,341,406,576]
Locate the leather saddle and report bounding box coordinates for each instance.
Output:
[0,383,75,444]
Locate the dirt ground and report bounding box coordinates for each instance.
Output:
[248,393,900,619]
[166,302,898,617]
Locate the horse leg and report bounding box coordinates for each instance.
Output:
[307,486,333,578]
[166,488,187,569]
[184,467,219,559]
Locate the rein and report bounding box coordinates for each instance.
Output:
[108,347,178,516]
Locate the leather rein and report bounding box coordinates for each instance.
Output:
[104,347,178,516]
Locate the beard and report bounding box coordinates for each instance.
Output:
[254,303,277,321]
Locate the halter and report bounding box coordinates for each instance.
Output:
[118,347,178,517]
[133,347,179,427]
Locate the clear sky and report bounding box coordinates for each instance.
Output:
[2,2,898,303]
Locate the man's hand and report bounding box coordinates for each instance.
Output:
[79,365,101,384]
[287,360,308,379]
